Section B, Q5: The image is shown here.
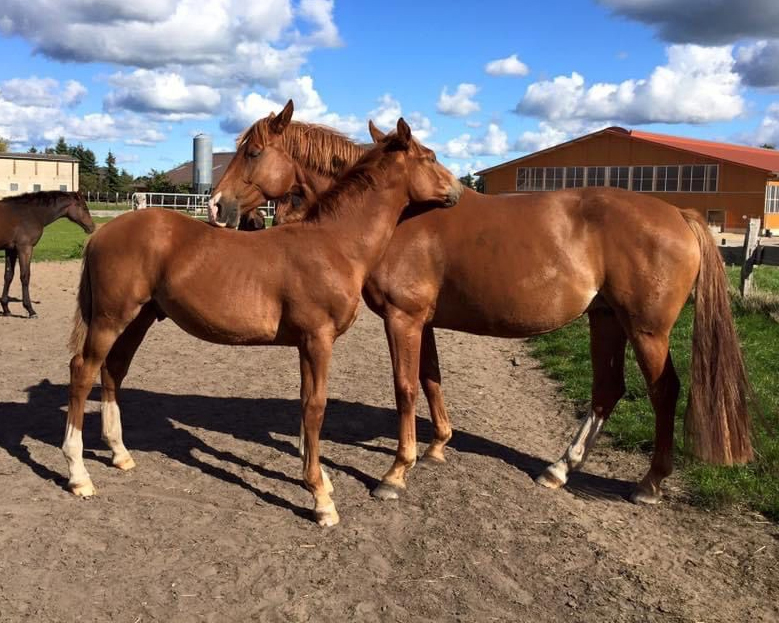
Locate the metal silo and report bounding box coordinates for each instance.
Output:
[193,133,213,194]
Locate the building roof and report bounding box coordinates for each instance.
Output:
[165,151,235,187]
[476,126,779,176]
[0,152,78,162]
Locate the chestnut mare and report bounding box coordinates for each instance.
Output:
[63,118,462,526]
[1,190,95,317]
[212,101,752,507]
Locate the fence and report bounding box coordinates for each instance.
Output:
[718,218,779,295]
[131,192,276,220]
[86,191,132,205]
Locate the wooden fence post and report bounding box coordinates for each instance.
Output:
[740,218,761,297]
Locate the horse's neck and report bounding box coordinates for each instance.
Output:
[36,197,68,226]
[318,174,407,276]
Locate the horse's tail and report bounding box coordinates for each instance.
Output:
[68,240,92,355]
[681,209,753,465]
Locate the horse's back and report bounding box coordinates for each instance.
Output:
[368,188,700,336]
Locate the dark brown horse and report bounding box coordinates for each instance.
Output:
[1,190,94,317]
[212,101,752,507]
[63,118,462,526]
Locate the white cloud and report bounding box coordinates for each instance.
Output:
[437,83,480,117]
[0,1,339,89]
[441,123,509,159]
[514,122,570,153]
[221,76,363,137]
[516,45,744,125]
[0,77,86,108]
[485,54,529,77]
[368,94,435,141]
[445,160,487,178]
[104,70,221,118]
[751,103,779,146]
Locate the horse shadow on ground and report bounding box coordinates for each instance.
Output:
[0,379,636,516]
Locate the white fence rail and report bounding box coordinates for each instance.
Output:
[131,192,276,219]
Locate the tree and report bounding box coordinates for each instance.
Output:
[54,136,70,155]
[458,173,485,193]
[105,150,120,194]
[760,143,776,150]
[141,168,178,193]
[0,137,9,152]
[118,168,135,194]
[27,146,38,154]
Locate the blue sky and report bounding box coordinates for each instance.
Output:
[1,0,778,177]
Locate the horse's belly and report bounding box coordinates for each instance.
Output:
[432,275,596,337]
[159,294,283,345]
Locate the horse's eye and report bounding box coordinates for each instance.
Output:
[429,154,436,163]
[249,148,262,158]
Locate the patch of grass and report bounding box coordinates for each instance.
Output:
[0,217,113,263]
[528,300,779,520]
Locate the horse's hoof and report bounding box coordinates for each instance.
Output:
[1,310,10,317]
[27,312,37,319]
[418,453,446,467]
[113,456,136,471]
[316,509,340,527]
[535,468,566,490]
[630,488,662,505]
[70,480,96,497]
[370,482,404,500]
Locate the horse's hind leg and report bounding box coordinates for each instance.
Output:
[1,249,17,316]
[63,317,124,496]
[537,308,627,489]
[419,325,453,465]
[100,303,157,471]
[17,245,36,318]
[628,333,679,504]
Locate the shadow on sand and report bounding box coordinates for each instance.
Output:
[0,379,636,516]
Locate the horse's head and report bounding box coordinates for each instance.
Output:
[371,118,462,209]
[209,99,299,228]
[66,190,96,234]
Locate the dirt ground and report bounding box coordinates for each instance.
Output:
[0,261,777,623]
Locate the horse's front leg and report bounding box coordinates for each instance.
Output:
[372,311,423,500]
[299,331,338,526]
[2,248,18,316]
[17,246,36,318]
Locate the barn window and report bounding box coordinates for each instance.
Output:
[10,183,18,191]
[587,166,606,186]
[766,185,779,214]
[565,167,585,188]
[544,167,564,190]
[656,166,679,192]
[608,166,629,189]
[706,165,718,192]
[527,168,544,190]
[631,166,654,192]
[60,185,68,191]
[33,184,41,192]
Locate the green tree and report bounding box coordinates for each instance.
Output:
[118,168,135,194]
[105,150,120,194]
[458,173,475,189]
[760,143,776,150]
[0,137,9,152]
[54,136,70,154]
[27,146,38,154]
[142,168,178,193]
[474,175,485,193]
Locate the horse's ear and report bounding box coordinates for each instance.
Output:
[396,117,411,148]
[270,99,294,134]
[368,120,385,143]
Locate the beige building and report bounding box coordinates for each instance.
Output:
[0,153,80,198]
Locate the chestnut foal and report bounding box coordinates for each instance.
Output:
[63,118,462,526]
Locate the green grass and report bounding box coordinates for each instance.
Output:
[529,268,779,520]
[0,217,113,263]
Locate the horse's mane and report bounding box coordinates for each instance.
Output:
[0,190,78,207]
[303,140,400,222]
[238,119,365,179]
